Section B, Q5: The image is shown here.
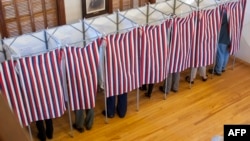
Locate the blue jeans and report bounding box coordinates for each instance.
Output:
[215,43,229,74]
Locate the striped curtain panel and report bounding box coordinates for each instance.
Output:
[225,0,247,55]
[17,49,66,125]
[140,20,171,85]
[191,7,222,68]
[105,28,140,97]
[62,39,101,111]
[0,60,28,126]
[168,12,196,73]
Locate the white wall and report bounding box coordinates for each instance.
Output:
[236,1,250,63]
[64,0,82,24]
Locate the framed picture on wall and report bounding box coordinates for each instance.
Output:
[82,0,110,18]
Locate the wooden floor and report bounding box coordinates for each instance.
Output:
[29,57,250,141]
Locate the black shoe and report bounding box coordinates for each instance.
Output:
[159,86,168,94]
[102,110,114,118]
[222,69,225,72]
[116,107,126,118]
[46,130,53,139]
[37,133,46,141]
[185,76,194,84]
[85,122,92,130]
[208,69,221,76]
[144,93,151,98]
[118,114,126,118]
[171,89,178,93]
[73,124,84,133]
[139,86,147,91]
[85,125,92,130]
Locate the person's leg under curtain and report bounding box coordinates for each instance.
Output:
[166,73,173,93]
[171,72,180,92]
[222,47,230,72]
[199,66,207,81]
[159,79,167,93]
[45,119,53,139]
[145,84,154,98]
[215,43,227,74]
[85,109,94,130]
[103,96,116,118]
[74,110,84,132]
[117,93,128,118]
[36,120,46,141]
[190,67,198,81]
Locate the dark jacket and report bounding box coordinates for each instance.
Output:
[218,12,230,45]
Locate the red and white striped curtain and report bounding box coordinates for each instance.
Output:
[191,7,222,68]
[0,60,28,126]
[62,39,101,110]
[140,20,171,85]
[105,28,140,97]
[17,49,66,126]
[0,49,66,127]
[225,0,247,55]
[168,12,196,73]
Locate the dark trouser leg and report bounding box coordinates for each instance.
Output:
[106,95,116,116]
[165,73,173,93]
[117,93,127,118]
[45,119,53,139]
[36,120,46,141]
[140,84,147,90]
[160,79,168,93]
[172,72,180,92]
[75,109,84,128]
[85,109,94,130]
[147,84,154,96]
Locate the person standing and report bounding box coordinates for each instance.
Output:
[209,12,230,76]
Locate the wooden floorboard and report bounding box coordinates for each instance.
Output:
[29,57,250,141]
